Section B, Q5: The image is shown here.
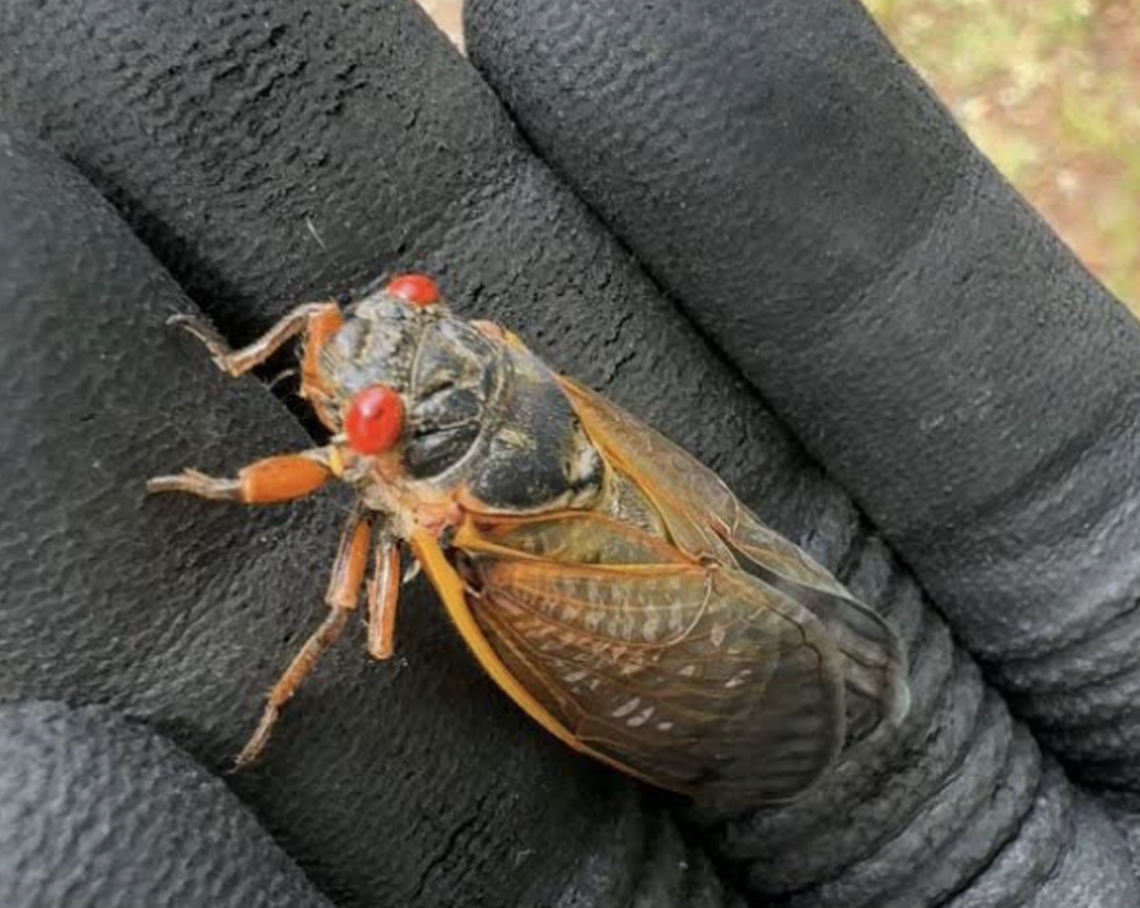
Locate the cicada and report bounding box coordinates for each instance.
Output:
[149,273,908,804]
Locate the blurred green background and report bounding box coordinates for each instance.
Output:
[421,0,1140,313]
[866,0,1140,313]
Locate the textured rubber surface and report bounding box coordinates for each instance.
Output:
[0,702,330,908]
[465,0,1140,793]
[0,0,1136,904]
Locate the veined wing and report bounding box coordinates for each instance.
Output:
[455,516,846,803]
[557,377,910,743]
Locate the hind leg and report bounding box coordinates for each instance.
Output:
[234,505,374,769]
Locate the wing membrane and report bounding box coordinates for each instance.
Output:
[437,380,907,803]
[557,377,910,742]
[459,517,846,802]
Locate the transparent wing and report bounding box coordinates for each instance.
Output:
[557,377,910,742]
[455,515,846,803]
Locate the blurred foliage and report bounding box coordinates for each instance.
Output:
[417,0,464,48]
[864,0,1140,312]
[420,0,1138,310]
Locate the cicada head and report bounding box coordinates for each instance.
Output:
[313,274,601,520]
[318,273,449,405]
[316,273,494,470]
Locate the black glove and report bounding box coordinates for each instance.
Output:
[0,1,1136,906]
[0,702,334,907]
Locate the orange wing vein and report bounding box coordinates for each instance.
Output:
[459,528,848,802]
[557,377,910,743]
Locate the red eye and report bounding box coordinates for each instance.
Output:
[386,273,440,307]
[344,384,404,454]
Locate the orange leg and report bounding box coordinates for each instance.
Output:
[170,302,342,378]
[233,506,375,769]
[366,534,402,660]
[297,306,345,428]
[172,301,345,429]
[147,449,336,504]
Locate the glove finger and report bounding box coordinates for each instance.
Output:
[0,701,333,908]
[463,0,1140,791]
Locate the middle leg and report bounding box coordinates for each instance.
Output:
[366,533,402,661]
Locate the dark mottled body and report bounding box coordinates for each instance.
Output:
[151,278,902,803]
[150,276,907,802]
[310,292,908,803]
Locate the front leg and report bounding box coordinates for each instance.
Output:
[170,302,342,378]
[147,448,338,504]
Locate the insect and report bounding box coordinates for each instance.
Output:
[148,273,909,804]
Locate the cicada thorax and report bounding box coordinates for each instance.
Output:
[438,333,605,513]
[315,295,605,515]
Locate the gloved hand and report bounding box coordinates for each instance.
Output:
[0,1,1137,906]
